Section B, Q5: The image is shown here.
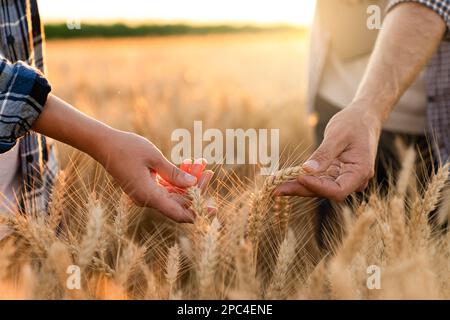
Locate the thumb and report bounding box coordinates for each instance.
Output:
[303,137,343,174]
[152,154,197,188]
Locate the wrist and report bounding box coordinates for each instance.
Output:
[84,123,119,166]
[350,96,392,126]
[347,100,384,136]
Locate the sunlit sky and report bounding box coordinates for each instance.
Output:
[38,0,316,26]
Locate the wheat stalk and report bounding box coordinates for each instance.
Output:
[387,196,407,260]
[396,146,416,199]
[419,163,449,216]
[328,209,375,299]
[47,170,67,231]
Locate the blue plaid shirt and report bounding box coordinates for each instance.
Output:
[0,0,57,214]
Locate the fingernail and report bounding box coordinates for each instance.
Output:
[303,160,319,171]
[184,172,197,184]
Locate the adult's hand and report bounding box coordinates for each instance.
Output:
[275,2,446,201]
[274,103,381,201]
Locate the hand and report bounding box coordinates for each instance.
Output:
[32,96,214,222]
[274,103,382,201]
[95,130,205,223]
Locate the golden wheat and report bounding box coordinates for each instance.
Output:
[0,35,448,300]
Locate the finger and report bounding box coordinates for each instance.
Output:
[190,158,207,180]
[298,171,363,202]
[297,175,342,200]
[137,178,195,223]
[165,185,187,194]
[155,174,186,194]
[160,170,214,195]
[303,137,345,174]
[198,170,214,194]
[325,161,341,179]
[150,189,195,223]
[169,193,190,208]
[273,181,316,197]
[181,159,193,173]
[152,154,197,188]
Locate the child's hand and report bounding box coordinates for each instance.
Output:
[158,158,217,215]
[32,95,212,222]
[97,130,199,223]
[31,95,213,222]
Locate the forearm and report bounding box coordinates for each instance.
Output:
[353,2,446,122]
[31,94,115,163]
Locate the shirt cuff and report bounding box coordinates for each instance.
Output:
[0,59,51,153]
[0,140,16,153]
[387,0,450,39]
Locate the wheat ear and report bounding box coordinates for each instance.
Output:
[78,198,104,270]
[261,166,305,198]
[304,258,329,299]
[328,209,375,299]
[419,163,449,216]
[198,217,221,299]
[266,229,296,299]
[47,241,85,299]
[410,163,449,246]
[233,239,260,299]
[273,196,291,235]
[165,243,181,300]
[248,166,304,246]
[188,187,208,218]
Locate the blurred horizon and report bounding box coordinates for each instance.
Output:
[38,0,316,26]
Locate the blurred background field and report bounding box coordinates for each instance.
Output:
[1,1,449,300]
[45,31,314,169]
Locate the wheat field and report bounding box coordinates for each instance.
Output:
[0,33,449,300]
